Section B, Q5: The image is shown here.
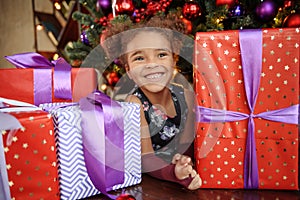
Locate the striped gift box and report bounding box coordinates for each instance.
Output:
[40,102,142,200]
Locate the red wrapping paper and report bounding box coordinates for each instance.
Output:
[0,68,97,104]
[1,110,60,199]
[194,28,299,189]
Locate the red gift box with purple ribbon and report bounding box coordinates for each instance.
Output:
[194,28,299,189]
[0,52,97,105]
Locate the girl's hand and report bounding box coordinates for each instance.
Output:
[187,169,202,190]
[172,153,202,190]
[172,154,193,180]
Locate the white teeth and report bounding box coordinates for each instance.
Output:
[145,73,163,79]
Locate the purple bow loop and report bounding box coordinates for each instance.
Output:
[5,52,53,69]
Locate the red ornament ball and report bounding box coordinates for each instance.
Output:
[182,1,202,20]
[116,194,136,200]
[106,72,120,86]
[284,0,294,8]
[283,13,300,27]
[142,0,150,4]
[216,0,235,7]
[115,0,134,16]
[146,1,162,15]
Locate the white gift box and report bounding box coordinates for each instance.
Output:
[40,102,142,200]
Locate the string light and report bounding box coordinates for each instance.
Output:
[36,24,43,31]
[54,2,61,10]
[53,53,59,60]
[101,84,108,91]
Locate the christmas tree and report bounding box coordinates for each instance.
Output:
[64,0,300,91]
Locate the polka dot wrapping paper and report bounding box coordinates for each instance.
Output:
[194,28,299,190]
[1,110,60,199]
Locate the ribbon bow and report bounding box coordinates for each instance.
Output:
[5,52,72,105]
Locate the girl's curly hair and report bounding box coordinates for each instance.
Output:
[101,13,188,67]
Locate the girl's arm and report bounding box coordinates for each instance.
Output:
[125,94,194,188]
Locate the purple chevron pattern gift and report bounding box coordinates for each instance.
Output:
[40,102,142,200]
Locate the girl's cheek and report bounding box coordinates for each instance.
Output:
[127,68,139,78]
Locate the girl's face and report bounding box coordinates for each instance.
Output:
[125,31,175,93]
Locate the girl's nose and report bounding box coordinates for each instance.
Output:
[145,63,158,69]
[146,54,159,65]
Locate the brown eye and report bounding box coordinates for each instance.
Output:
[158,53,167,58]
[133,56,144,61]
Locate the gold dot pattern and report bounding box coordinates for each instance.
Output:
[2,111,60,199]
[194,28,299,189]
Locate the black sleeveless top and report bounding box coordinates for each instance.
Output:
[132,84,188,162]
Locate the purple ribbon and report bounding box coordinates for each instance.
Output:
[52,58,72,99]
[196,30,299,189]
[33,69,52,105]
[197,105,299,124]
[4,52,72,105]
[79,91,125,199]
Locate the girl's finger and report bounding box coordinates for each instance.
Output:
[172,153,182,164]
[180,156,191,166]
[187,174,202,190]
[190,169,197,178]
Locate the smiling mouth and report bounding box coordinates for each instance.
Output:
[144,72,165,79]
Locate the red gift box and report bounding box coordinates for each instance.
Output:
[0,52,98,105]
[1,110,60,199]
[0,68,97,104]
[194,28,299,190]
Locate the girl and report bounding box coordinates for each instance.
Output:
[101,14,201,190]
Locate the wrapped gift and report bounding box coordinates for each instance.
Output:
[0,98,60,199]
[40,91,142,200]
[0,52,98,105]
[194,28,299,189]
